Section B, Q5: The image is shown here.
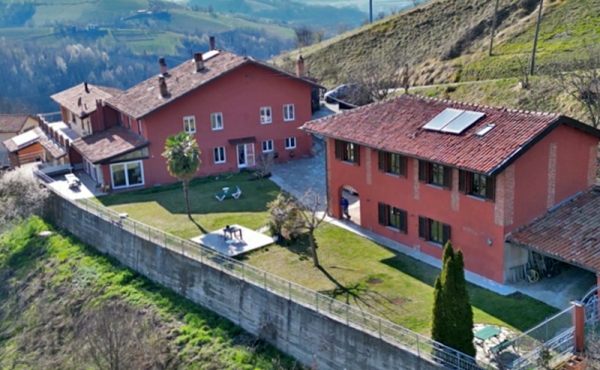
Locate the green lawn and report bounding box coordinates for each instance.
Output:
[98,173,280,238]
[97,174,557,336]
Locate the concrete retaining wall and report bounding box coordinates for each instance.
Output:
[47,195,443,370]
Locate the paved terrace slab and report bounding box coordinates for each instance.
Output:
[191,224,275,257]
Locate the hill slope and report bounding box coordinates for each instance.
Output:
[0,217,300,369]
[282,0,600,88]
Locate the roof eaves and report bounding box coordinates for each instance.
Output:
[248,58,326,90]
[95,142,150,164]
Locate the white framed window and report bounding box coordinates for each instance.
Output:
[213,147,226,164]
[138,120,143,136]
[110,160,144,189]
[262,140,274,152]
[183,116,196,134]
[283,104,295,121]
[211,112,223,130]
[285,137,296,150]
[260,107,272,124]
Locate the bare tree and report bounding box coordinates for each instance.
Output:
[390,6,398,15]
[294,25,314,48]
[255,152,276,187]
[75,302,178,370]
[314,29,326,43]
[0,167,49,226]
[292,190,328,268]
[336,23,349,35]
[376,11,386,20]
[342,48,409,104]
[516,55,530,89]
[412,0,423,6]
[550,47,600,127]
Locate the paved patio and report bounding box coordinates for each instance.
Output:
[48,171,104,200]
[270,137,327,209]
[191,224,275,257]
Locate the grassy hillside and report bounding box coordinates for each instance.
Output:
[0,217,300,369]
[282,0,600,88]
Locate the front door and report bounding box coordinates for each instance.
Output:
[237,143,256,168]
[237,144,246,168]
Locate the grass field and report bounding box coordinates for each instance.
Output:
[0,27,54,40]
[125,31,183,55]
[0,217,299,369]
[98,173,281,238]
[97,174,557,336]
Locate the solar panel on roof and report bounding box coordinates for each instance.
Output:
[441,111,485,134]
[423,108,464,131]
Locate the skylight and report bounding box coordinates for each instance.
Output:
[12,130,39,148]
[423,108,486,135]
[476,124,496,137]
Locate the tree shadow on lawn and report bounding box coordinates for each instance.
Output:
[381,254,558,332]
[316,265,407,322]
[98,173,280,216]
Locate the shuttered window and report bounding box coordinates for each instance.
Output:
[458,170,495,201]
[334,139,360,164]
[378,202,407,233]
[418,216,451,245]
[378,151,407,177]
[418,160,452,189]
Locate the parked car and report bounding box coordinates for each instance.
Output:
[324,84,358,103]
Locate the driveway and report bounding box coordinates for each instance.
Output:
[270,137,327,209]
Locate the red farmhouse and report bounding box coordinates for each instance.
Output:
[302,95,600,284]
[40,46,319,191]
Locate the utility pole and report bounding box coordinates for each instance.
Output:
[488,0,500,56]
[529,0,544,76]
[369,0,373,23]
[143,50,148,80]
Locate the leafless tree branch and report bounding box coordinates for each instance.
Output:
[549,47,600,127]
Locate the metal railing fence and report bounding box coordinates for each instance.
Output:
[60,193,489,370]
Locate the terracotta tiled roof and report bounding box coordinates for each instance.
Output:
[2,128,66,159]
[105,51,323,120]
[507,188,600,273]
[71,125,149,164]
[51,83,121,118]
[0,114,34,133]
[301,95,600,175]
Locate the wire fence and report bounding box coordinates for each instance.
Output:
[505,306,575,369]
[61,193,489,370]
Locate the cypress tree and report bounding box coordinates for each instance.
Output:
[431,241,475,358]
[452,250,476,357]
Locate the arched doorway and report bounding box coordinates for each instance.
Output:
[340,185,360,225]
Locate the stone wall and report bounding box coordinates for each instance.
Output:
[47,195,445,370]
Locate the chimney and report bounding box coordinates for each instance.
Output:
[95,99,105,130]
[209,36,216,51]
[194,52,204,72]
[296,55,305,77]
[159,57,167,75]
[84,82,90,93]
[158,76,168,97]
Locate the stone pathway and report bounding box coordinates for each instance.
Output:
[270,137,327,209]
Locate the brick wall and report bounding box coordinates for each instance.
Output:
[494,165,515,227]
[547,143,557,209]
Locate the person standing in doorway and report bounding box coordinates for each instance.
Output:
[341,197,350,220]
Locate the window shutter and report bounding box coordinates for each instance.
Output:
[486,176,496,201]
[459,170,466,193]
[400,210,408,233]
[418,216,427,239]
[442,224,451,244]
[400,156,408,177]
[378,151,385,172]
[443,166,452,189]
[418,161,427,183]
[334,140,342,160]
[353,144,360,165]
[378,203,387,226]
